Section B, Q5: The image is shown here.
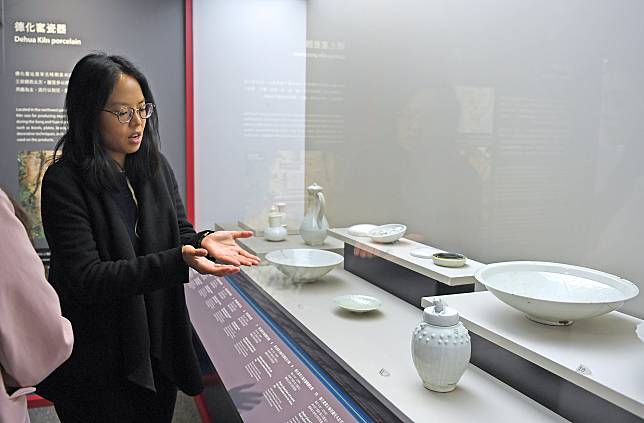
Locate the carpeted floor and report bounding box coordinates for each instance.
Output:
[28,391,201,422]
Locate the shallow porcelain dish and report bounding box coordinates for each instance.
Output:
[334,294,382,313]
[265,249,343,283]
[432,252,467,268]
[475,261,639,325]
[410,247,436,259]
[368,224,407,243]
[348,224,378,237]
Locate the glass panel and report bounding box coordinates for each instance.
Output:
[305,0,644,318]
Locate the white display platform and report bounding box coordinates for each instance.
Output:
[215,222,343,260]
[237,235,343,261]
[328,227,483,287]
[239,265,566,422]
[214,222,243,231]
[238,218,300,236]
[421,292,644,418]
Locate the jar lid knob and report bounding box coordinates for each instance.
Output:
[423,297,460,327]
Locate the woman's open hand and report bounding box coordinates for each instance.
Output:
[181,245,241,276]
[201,231,261,266]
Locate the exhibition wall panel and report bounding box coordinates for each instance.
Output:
[305,0,644,317]
[0,0,186,247]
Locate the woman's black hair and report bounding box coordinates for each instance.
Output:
[53,53,160,191]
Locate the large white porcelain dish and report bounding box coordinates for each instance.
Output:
[475,261,639,325]
[265,249,344,283]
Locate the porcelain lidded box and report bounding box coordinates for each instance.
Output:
[265,211,287,241]
[411,298,471,392]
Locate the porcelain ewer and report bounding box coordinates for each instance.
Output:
[299,183,329,246]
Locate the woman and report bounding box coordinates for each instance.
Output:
[38,53,260,422]
[0,188,74,423]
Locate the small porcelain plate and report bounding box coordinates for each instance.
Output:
[348,224,378,237]
[410,247,436,259]
[334,294,382,313]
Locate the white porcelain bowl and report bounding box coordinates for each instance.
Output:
[348,224,378,237]
[475,261,639,325]
[368,224,406,243]
[265,249,344,283]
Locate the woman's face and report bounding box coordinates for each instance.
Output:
[99,74,147,168]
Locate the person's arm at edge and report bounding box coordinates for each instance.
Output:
[0,190,73,388]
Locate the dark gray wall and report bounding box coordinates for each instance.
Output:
[0,0,186,247]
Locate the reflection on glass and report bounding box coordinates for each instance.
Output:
[305,0,644,318]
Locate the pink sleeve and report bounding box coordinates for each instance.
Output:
[0,190,73,388]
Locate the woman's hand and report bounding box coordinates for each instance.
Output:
[182,245,241,276]
[201,231,261,266]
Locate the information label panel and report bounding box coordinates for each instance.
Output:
[186,272,370,423]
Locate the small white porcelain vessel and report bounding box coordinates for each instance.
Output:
[412,298,471,392]
[265,212,287,241]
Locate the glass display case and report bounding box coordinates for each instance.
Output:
[189,1,644,422]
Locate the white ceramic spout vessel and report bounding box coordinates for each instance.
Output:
[300,183,329,246]
[411,299,471,392]
[265,212,287,242]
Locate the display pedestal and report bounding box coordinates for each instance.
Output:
[238,219,300,236]
[215,222,343,260]
[421,292,644,422]
[328,228,484,287]
[328,228,479,307]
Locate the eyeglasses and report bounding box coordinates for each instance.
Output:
[102,103,155,124]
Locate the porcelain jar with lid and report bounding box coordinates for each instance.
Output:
[411,298,471,392]
[265,212,287,241]
[299,183,329,246]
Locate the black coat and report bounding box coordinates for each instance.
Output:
[38,155,203,400]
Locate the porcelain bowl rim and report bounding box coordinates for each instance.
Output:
[265,248,344,268]
[475,261,639,305]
